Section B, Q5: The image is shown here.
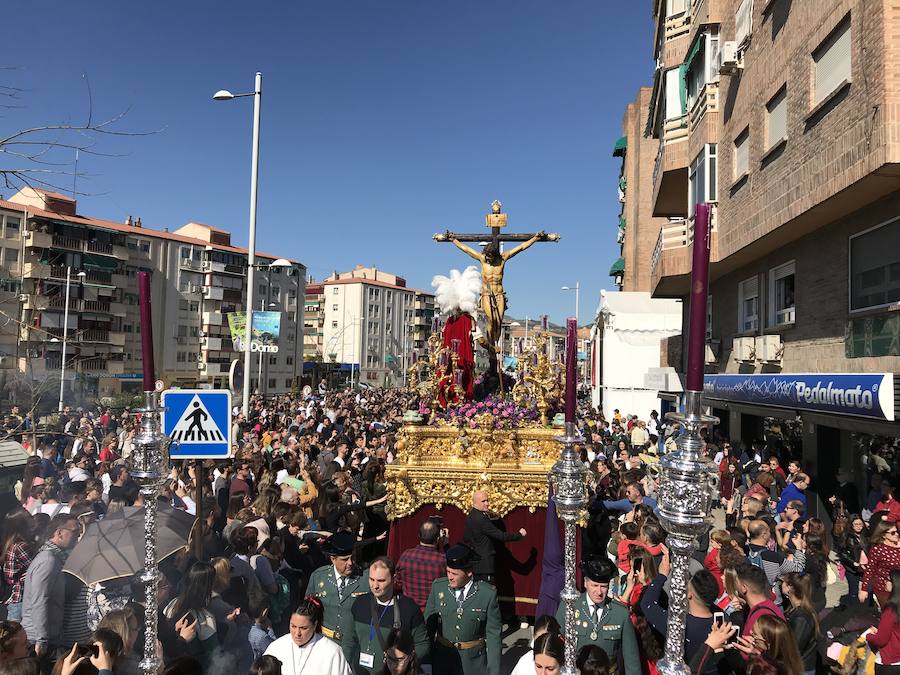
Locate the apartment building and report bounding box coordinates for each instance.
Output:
[303,280,325,361]
[322,265,433,387]
[0,187,305,404]
[630,0,900,482]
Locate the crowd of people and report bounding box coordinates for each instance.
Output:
[0,385,899,675]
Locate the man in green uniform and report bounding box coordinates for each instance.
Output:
[424,544,501,675]
[555,558,639,675]
[307,531,370,643]
[339,555,430,674]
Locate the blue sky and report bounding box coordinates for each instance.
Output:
[3,1,654,325]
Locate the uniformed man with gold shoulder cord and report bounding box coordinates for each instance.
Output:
[424,544,501,675]
[555,557,639,675]
[307,531,370,643]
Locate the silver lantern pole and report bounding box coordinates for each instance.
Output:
[657,202,720,675]
[655,392,719,675]
[128,391,172,675]
[551,421,588,675]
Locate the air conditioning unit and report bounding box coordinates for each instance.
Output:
[0,355,8,366]
[718,41,741,75]
[188,284,201,294]
[732,336,756,362]
[201,261,212,271]
[755,334,784,363]
[18,294,28,302]
[705,339,720,365]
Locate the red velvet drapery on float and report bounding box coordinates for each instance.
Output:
[388,504,580,617]
[438,312,475,404]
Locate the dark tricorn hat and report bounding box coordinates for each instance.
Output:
[580,557,616,583]
[445,543,479,570]
[322,531,356,557]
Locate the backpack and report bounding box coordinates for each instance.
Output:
[747,549,765,570]
[268,573,291,623]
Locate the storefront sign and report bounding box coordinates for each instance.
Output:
[227,311,282,353]
[703,373,895,421]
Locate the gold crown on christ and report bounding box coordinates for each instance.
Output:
[486,200,507,229]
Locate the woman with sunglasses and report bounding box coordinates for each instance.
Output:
[374,628,425,675]
[861,520,900,607]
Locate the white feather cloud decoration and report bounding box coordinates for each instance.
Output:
[431,266,482,316]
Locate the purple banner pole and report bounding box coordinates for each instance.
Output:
[564,317,577,423]
[685,203,711,392]
[137,272,156,392]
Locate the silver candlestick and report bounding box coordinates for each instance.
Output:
[551,421,588,675]
[656,390,719,675]
[128,391,172,675]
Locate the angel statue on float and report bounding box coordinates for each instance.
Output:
[431,266,482,405]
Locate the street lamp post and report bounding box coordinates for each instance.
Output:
[561,282,580,326]
[58,267,85,412]
[214,71,262,417]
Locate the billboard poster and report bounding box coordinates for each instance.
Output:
[227,311,282,353]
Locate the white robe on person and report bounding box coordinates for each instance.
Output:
[264,633,352,675]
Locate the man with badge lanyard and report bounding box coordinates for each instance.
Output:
[424,544,501,675]
[555,557,639,675]
[307,531,370,643]
[339,555,430,674]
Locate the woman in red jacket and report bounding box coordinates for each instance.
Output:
[861,520,900,607]
[866,569,900,671]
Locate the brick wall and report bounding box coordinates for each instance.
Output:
[717,0,895,261]
[710,190,900,374]
[623,87,668,293]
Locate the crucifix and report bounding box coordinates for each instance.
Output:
[433,200,559,370]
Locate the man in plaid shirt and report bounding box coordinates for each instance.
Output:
[396,519,446,612]
[2,533,33,620]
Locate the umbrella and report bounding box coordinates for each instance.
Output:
[64,504,194,586]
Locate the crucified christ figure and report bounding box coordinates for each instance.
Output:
[442,229,553,355]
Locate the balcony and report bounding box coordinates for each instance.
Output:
[24,230,52,249]
[109,331,126,347]
[689,82,719,133]
[22,262,49,279]
[111,272,128,287]
[650,209,719,297]
[51,234,82,251]
[180,258,202,271]
[201,336,225,351]
[651,117,690,217]
[86,240,113,256]
[109,301,127,317]
[203,286,224,301]
[81,329,110,343]
[665,10,691,41]
[84,270,113,285]
[202,311,225,326]
[47,295,78,311]
[82,299,110,313]
[80,357,125,375]
[199,360,230,377]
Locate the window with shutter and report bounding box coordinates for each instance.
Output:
[734,129,749,179]
[766,87,787,149]
[665,69,683,120]
[813,17,851,105]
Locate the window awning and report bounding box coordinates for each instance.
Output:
[83,254,118,271]
[608,257,625,276]
[618,217,626,229]
[612,136,628,157]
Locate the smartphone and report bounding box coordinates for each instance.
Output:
[633,557,643,573]
[76,643,100,658]
[713,612,725,628]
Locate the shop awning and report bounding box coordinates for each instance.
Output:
[608,257,625,276]
[83,254,117,272]
[612,136,627,157]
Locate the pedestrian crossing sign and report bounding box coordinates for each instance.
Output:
[161,389,232,459]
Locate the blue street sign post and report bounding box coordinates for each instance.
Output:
[161,389,232,459]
